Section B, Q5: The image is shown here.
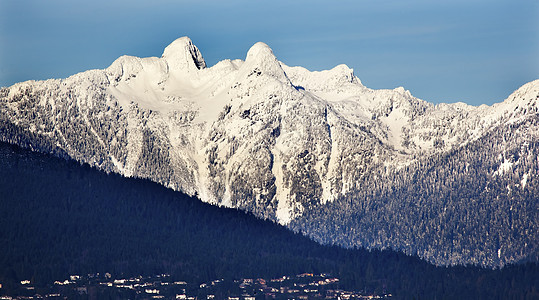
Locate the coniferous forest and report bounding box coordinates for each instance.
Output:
[0,141,538,299]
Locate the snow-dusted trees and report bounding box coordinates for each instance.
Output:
[292,118,539,267]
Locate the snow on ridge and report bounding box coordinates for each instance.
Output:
[2,36,538,270]
[245,42,274,62]
[2,35,538,225]
[282,63,362,93]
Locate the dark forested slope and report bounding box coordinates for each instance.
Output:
[0,142,537,299]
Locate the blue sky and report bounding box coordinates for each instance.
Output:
[1,0,537,105]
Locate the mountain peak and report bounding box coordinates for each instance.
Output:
[1,37,538,269]
[162,36,206,72]
[242,41,289,83]
[245,42,275,62]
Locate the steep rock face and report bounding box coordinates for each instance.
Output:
[162,36,207,71]
[0,37,537,267]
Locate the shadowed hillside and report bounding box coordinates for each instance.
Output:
[0,142,537,299]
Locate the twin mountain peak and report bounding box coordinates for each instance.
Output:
[108,36,356,91]
[1,36,538,268]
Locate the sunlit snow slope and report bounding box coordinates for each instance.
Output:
[1,37,537,267]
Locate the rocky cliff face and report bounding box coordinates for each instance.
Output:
[1,37,537,267]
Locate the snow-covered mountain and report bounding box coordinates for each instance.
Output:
[1,37,537,267]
